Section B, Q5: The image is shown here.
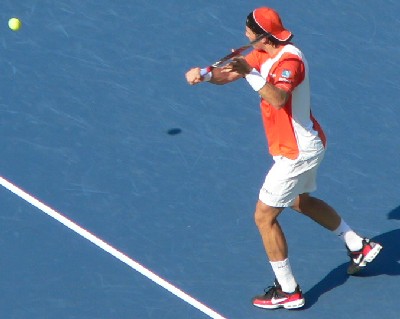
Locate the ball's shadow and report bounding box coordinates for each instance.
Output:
[167,128,182,136]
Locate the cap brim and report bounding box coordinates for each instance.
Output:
[271,29,292,42]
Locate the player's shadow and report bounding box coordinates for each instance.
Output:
[302,206,400,309]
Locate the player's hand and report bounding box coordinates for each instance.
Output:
[222,56,252,76]
[185,67,204,85]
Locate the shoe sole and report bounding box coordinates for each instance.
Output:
[253,298,305,310]
[348,243,383,275]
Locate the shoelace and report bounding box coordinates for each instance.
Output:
[263,285,280,298]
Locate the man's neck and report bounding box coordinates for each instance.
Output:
[264,43,286,56]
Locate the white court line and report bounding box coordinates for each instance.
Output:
[0,176,228,319]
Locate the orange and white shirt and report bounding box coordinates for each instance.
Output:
[245,44,326,160]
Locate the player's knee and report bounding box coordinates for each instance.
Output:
[292,193,312,214]
[254,201,279,228]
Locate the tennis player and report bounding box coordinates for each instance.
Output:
[185,7,382,310]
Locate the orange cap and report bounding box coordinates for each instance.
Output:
[247,7,292,42]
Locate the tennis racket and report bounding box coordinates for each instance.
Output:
[200,34,266,76]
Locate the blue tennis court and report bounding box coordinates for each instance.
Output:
[1,1,399,318]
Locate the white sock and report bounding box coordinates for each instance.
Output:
[333,219,363,251]
[270,258,297,293]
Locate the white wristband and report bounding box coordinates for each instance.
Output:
[245,68,265,91]
[202,71,212,82]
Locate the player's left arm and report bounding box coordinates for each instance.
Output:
[185,67,242,86]
[267,57,304,109]
[256,80,289,109]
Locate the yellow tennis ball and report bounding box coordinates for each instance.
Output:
[8,18,22,31]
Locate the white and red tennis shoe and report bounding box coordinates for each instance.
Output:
[252,280,305,309]
[347,238,382,275]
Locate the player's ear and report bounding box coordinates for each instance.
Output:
[260,36,269,45]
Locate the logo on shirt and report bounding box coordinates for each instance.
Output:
[278,69,292,83]
[281,70,291,78]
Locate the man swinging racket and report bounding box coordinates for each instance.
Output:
[185,7,382,310]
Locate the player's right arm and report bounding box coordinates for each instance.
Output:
[185,67,242,86]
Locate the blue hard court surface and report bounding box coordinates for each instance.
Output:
[0,1,399,318]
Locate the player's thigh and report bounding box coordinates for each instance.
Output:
[259,155,321,208]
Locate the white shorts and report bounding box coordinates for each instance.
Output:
[259,150,325,207]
